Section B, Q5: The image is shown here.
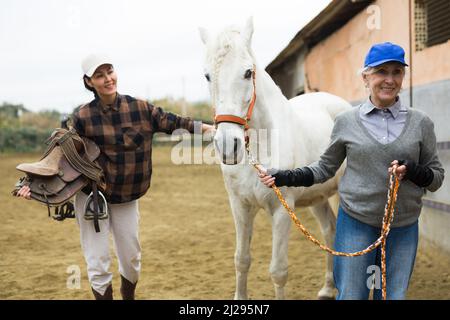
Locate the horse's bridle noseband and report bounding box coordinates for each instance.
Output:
[214,65,256,132]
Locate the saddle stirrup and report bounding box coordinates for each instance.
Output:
[83,181,109,232]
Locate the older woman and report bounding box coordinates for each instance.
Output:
[16,54,214,300]
[258,42,444,300]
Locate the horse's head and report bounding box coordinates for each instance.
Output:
[199,17,256,165]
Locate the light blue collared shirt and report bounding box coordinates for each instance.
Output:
[359,97,408,144]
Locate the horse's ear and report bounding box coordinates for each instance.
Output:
[199,27,210,45]
[242,16,254,48]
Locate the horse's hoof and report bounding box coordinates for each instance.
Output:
[234,294,248,300]
[317,295,335,300]
[317,288,336,300]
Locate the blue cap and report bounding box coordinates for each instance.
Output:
[364,42,408,68]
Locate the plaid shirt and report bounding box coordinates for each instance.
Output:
[71,93,200,204]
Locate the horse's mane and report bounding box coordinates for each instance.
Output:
[210,26,241,66]
[208,26,245,100]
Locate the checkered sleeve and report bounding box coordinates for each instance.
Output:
[148,103,196,134]
[70,112,86,137]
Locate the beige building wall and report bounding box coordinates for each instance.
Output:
[304,0,450,100]
[414,40,450,86]
[304,0,410,102]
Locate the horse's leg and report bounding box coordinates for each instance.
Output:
[269,205,292,300]
[230,199,256,300]
[310,200,337,299]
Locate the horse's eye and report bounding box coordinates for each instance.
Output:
[244,69,252,80]
[205,74,211,82]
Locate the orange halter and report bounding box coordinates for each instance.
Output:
[214,65,257,131]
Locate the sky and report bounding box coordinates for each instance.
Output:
[0,0,331,113]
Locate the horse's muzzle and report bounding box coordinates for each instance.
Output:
[215,137,243,165]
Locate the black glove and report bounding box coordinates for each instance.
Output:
[267,167,314,187]
[398,160,434,188]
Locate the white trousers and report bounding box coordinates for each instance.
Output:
[75,191,141,295]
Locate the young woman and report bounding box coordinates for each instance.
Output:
[16,54,214,300]
[258,42,444,300]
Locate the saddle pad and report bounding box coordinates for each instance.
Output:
[16,147,63,176]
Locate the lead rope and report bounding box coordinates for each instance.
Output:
[245,141,400,300]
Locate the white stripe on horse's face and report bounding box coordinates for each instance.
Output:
[200,20,256,165]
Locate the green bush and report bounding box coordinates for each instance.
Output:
[0,127,53,153]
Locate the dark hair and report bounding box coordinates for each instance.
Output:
[83,75,99,99]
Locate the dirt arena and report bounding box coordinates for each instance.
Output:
[1,146,449,299]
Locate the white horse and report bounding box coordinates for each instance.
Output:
[199,18,352,300]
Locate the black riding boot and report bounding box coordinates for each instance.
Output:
[120,275,137,300]
[91,284,113,300]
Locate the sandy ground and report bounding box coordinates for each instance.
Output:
[1,146,449,300]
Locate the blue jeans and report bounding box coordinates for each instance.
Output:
[333,206,418,300]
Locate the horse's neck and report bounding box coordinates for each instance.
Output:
[247,67,292,167]
[251,67,290,131]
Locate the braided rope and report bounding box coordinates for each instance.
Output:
[268,176,399,257]
[246,146,400,300]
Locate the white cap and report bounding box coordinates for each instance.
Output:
[81,54,113,77]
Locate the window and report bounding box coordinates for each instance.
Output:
[415,0,427,51]
[415,0,450,51]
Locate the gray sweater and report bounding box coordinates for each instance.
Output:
[309,106,444,228]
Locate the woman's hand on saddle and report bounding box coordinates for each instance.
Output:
[257,166,276,188]
[389,160,407,180]
[16,185,32,200]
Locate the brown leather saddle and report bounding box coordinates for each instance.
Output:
[12,128,106,232]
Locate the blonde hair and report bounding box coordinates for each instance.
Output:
[358,64,407,77]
